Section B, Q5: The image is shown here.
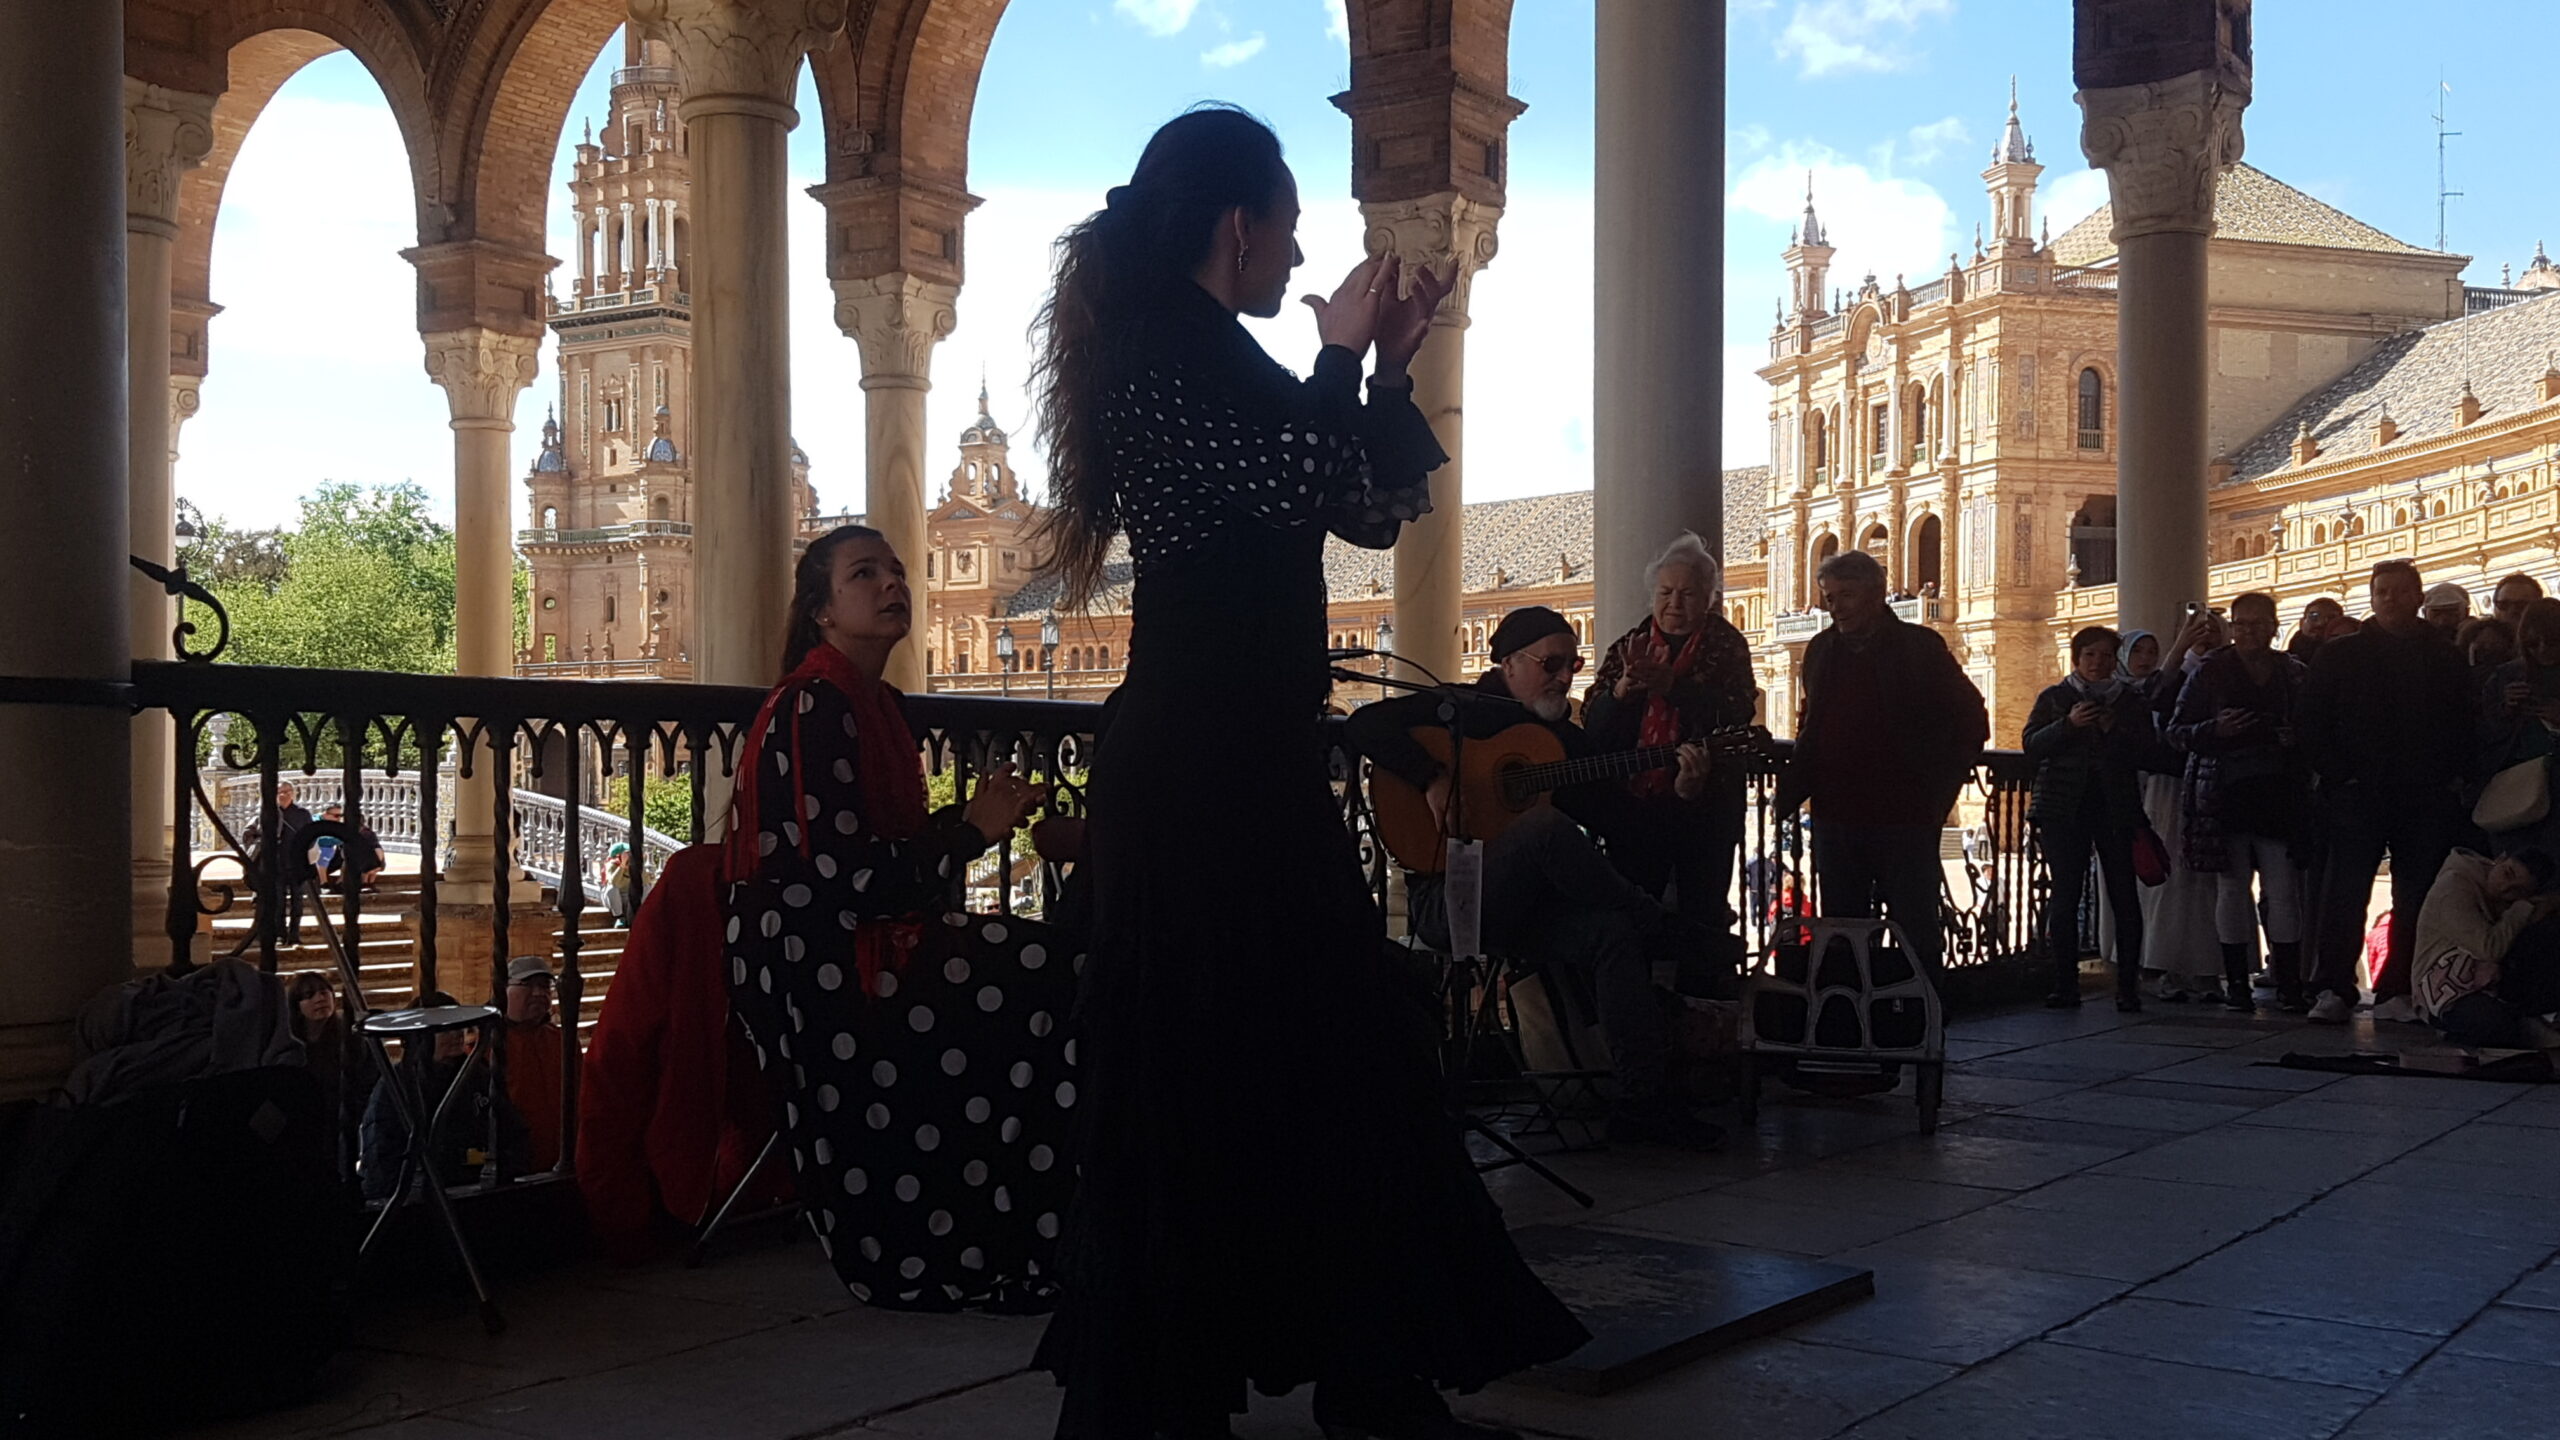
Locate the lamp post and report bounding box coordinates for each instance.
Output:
[1375,618,1395,703]
[995,622,1015,697]
[1041,612,1060,699]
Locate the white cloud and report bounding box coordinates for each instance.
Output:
[1201,32,1267,68]
[1776,0,1957,78]
[1323,0,1348,44]
[1114,0,1200,38]
[1898,115,1969,168]
[2040,167,2111,244]
[1731,143,1960,303]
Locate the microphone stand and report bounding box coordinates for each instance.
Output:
[1331,662,1595,1209]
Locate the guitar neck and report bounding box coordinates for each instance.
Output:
[1510,745,1685,796]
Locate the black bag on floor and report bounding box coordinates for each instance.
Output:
[0,1064,352,1436]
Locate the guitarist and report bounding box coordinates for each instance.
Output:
[1344,605,1725,1149]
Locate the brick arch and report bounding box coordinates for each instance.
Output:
[1343,0,1514,77]
[171,27,347,380]
[193,0,438,233]
[803,0,1009,287]
[449,0,628,258]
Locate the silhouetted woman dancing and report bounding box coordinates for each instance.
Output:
[1027,108,1585,1440]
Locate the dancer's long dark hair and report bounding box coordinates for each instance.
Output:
[1028,106,1290,609]
[782,523,887,676]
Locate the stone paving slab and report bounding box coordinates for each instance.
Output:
[166,1001,2560,1440]
[1836,1339,2373,1440]
[2045,1297,2440,1394]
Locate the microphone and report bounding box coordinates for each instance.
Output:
[1325,647,1380,661]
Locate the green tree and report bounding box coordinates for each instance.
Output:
[194,481,459,674]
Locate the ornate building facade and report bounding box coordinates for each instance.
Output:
[515,34,817,680]
[1737,88,2560,743]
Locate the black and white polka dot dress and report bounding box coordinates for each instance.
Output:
[723,677,1081,1311]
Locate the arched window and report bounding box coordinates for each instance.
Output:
[603,594,617,624]
[650,494,670,522]
[1100,647,1112,669]
[2431,498,2447,517]
[2313,523,2329,545]
[2077,368,2105,450]
[1861,523,1890,559]
[1807,411,1828,478]
[2393,507,2409,526]
[1914,514,1943,592]
[540,505,559,530]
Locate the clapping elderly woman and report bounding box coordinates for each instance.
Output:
[1586,533,1759,950]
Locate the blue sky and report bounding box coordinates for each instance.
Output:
[181,0,2560,528]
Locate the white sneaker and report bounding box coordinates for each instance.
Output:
[2307,992,2354,1025]
[2370,996,2420,1024]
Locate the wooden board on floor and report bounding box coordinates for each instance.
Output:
[1508,1224,1875,1394]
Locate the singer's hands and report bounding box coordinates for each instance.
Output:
[964,764,1048,846]
[1304,255,1388,357]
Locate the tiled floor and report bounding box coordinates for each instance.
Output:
[183,1001,2560,1440]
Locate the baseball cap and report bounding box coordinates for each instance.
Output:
[506,955,555,986]
[2425,582,2471,611]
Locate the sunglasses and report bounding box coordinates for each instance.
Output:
[1514,651,1585,676]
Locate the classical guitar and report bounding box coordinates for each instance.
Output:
[1369,722,1771,875]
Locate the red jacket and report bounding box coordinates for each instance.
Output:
[575,844,789,1262]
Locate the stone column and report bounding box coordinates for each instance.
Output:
[2075,1,2249,639]
[0,0,131,1097]
[833,273,956,694]
[1595,0,1727,642]
[1360,196,1500,684]
[123,82,215,954]
[634,0,846,689]
[424,329,541,902]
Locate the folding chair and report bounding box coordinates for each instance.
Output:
[304,877,507,1334]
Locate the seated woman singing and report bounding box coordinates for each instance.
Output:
[721,523,1070,1310]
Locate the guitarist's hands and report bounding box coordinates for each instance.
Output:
[1673,741,1715,802]
[1424,773,1453,834]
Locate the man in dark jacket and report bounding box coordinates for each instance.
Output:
[1776,549,1988,980]
[1345,605,1722,1148]
[2299,560,2478,1023]
[243,781,318,946]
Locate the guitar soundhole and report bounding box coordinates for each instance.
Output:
[1496,762,1531,810]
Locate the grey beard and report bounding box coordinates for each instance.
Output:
[1526,691,1570,723]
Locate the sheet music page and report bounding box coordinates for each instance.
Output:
[1444,837,1485,960]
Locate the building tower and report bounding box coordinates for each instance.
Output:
[1782,175,1834,319]
[1984,78,2043,258]
[520,34,695,676]
[922,385,1039,681]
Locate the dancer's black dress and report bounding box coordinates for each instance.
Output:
[1034,283,1587,1435]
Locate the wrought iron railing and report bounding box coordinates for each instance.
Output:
[204,770,687,886]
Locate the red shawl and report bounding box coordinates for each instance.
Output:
[723,642,932,993]
[1629,621,1703,798]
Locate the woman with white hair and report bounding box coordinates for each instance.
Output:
[1586,532,1759,958]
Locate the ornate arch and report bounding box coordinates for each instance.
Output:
[805,0,1010,286]
[190,0,438,233]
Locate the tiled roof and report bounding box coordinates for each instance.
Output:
[2228,289,2560,484]
[2050,163,2433,268]
[999,469,1771,618]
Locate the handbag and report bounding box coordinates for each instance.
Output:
[2474,754,2552,834]
[2129,823,2170,887]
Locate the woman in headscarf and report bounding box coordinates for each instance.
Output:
[1023,106,1582,1440]
[2025,627,2153,1008]
[1585,532,1758,956]
[721,524,1071,1311]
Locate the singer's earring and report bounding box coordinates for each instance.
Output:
[1235,245,1250,275]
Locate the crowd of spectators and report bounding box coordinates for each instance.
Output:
[2024,561,2560,1045]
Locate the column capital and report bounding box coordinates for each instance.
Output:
[423,328,541,425]
[169,374,202,437]
[1359,193,1503,321]
[632,0,847,118]
[123,80,215,239]
[832,273,958,382]
[2075,67,2249,242]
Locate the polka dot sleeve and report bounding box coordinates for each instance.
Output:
[1112,345,1447,570]
[750,679,988,916]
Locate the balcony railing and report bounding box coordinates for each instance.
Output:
[2052,265,2119,294]
[2466,286,2533,314]
[612,65,676,87]
[518,520,692,545]
[1772,597,1936,641]
[2,558,2054,1244]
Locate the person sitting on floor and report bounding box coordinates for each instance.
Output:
[1344,604,1725,1149]
[2412,848,2560,1049]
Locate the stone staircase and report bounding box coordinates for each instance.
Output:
[200,872,629,1036]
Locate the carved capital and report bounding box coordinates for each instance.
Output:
[631,0,847,114]
[123,80,215,238]
[832,274,958,381]
[168,375,202,435]
[422,329,541,424]
[2076,68,2249,241]
[1358,193,1503,321]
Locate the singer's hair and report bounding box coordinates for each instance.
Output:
[1028,107,1291,610]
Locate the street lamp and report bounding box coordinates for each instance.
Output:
[1040,612,1061,698]
[994,622,1016,697]
[1374,618,1395,702]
